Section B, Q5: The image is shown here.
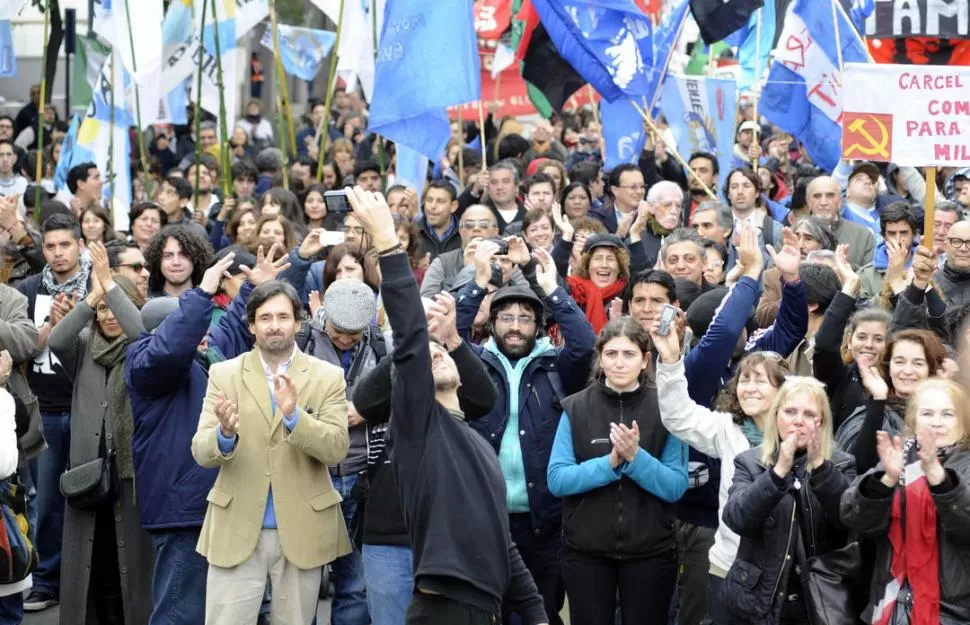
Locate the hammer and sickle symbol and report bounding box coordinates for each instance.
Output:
[845,116,890,159]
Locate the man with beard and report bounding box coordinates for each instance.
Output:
[454,245,595,625]
[806,175,874,268]
[145,225,213,298]
[682,152,719,221]
[192,279,351,624]
[345,186,549,625]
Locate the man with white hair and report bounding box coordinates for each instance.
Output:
[636,180,684,266]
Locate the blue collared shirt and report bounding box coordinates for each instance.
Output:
[216,347,300,529]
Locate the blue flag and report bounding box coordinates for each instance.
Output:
[394,144,429,199]
[369,0,480,161]
[529,0,689,104]
[601,98,645,170]
[260,26,336,82]
[661,75,738,193]
[54,115,80,192]
[736,1,776,92]
[0,20,15,77]
[758,0,868,172]
[845,0,874,33]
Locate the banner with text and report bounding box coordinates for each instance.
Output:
[842,62,970,166]
[861,0,969,39]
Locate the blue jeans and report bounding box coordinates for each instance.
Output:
[0,593,23,625]
[149,528,208,625]
[507,514,564,625]
[362,544,413,625]
[329,473,369,625]
[30,411,71,596]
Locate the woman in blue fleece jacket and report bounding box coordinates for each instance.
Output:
[548,317,688,625]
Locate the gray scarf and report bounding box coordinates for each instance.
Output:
[41,256,91,300]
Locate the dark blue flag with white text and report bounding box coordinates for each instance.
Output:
[529,0,689,104]
[368,0,480,161]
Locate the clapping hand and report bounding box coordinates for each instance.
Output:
[834,244,859,295]
[916,427,946,486]
[88,241,115,294]
[215,392,240,439]
[610,421,640,464]
[766,227,800,282]
[857,359,888,398]
[308,290,323,318]
[805,420,824,471]
[241,243,292,286]
[427,292,459,350]
[49,293,76,325]
[274,374,300,419]
[876,431,904,487]
[774,432,798,478]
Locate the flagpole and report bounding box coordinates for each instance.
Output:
[371,0,387,188]
[648,9,689,113]
[276,95,290,190]
[209,0,233,197]
[122,0,151,197]
[192,0,209,210]
[831,0,844,74]
[108,53,116,212]
[33,3,50,216]
[630,99,717,201]
[456,106,464,192]
[477,100,488,165]
[315,0,344,183]
[924,167,937,249]
[751,7,763,170]
[269,0,297,159]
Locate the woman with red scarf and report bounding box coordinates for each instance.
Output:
[841,378,970,625]
[566,233,648,335]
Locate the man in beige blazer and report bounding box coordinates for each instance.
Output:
[192,279,351,625]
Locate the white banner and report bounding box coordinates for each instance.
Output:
[842,62,970,166]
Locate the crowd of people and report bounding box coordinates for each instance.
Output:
[0,79,968,625]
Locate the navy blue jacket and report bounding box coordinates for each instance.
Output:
[456,281,596,535]
[124,286,250,530]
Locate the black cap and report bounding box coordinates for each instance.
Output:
[582,233,625,254]
[685,287,729,338]
[212,246,257,277]
[490,285,543,311]
[849,161,881,185]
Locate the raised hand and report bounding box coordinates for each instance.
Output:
[857,361,888,398]
[215,392,240,439]
[766,227,800,282]
[216,196,236,222]
[427,292,459,349]
[533,247,559,296]
[505,236,531,266]
[649,310,683,365]
[88,241,114,292]
[629,202,649,244]
[834,243,859,295]
[345,186,397,251]
[876,431,904,487]
[551,201,573,242]
[274,373,300,418]
[910,245,936,289]
[200,251,237,296]
[298,228,326,260]
[471,168,488,196]
[308,290,323,318]
[916,427,946,486]
[608,297,624,322]
[240,243,292,286]
[473,239,501,288]
[736,225,764,278]
[50,293,77,325]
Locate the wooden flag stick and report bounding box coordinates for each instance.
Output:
[750,6,764,170]
[477,100,488,165]
[924,167,938,250]
[123,0,151,194]
[630,99,717,201]
[208,0,232,196]
[270,1,297,158]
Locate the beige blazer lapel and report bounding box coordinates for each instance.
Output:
[269,349,312,432]
[242,350,274,425]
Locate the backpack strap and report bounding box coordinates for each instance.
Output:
[761,212,775,248]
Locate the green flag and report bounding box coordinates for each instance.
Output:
[71,35,111,115]
[685,41,730,76]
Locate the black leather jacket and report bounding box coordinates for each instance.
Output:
[841,447,970,623]
[721,447,857,625]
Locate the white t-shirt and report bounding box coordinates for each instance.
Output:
[0,175,28,197]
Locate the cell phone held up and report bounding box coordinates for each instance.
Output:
[657,304,678,337]
[324,190,351,213]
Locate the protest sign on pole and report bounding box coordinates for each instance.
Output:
[841,62,970,167]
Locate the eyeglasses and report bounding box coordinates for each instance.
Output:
[118,262,147,272]
[947,237,970,249]
[343,226,364,235]
[496,314,536,326]
[461,219,495,229]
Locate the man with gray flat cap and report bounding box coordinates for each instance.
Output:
[301,276,384,625]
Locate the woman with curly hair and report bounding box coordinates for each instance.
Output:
[144,224,213,298]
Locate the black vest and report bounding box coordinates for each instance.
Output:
[560,380,676,559]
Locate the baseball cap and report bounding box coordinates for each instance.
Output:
[738,121,760,135]
[212,246,257,277]
[849,161,881,185]
[582,233,625,254]
[142,297,179,333]
[323,278,376,333]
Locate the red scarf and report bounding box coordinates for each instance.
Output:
[566,275,627,335]
[872,445,940,625]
